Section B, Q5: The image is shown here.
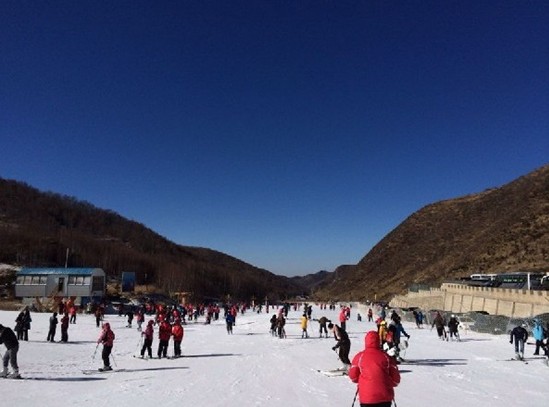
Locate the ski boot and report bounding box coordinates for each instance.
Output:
[0,367,7,378]
[8,369,20,379]
[515,352,522,361]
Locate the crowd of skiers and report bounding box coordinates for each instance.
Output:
[1,297,548,392]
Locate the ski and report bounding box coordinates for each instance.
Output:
[498,358,528,364]
[315,369,348,377]
[82,368,126,375]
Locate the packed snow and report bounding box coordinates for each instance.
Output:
[1,305,547,407]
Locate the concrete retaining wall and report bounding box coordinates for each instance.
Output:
[389,283,549,318]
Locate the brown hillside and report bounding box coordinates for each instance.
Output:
[0,178,302,302]
[314,164,549,302]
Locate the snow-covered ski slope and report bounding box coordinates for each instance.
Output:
[1,305,546,406]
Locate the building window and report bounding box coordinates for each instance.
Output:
[68,275,90,286]
[16,275,47,285]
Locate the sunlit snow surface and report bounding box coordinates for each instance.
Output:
[1,305,547,406]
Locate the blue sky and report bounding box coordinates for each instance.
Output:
[1,1,548,276]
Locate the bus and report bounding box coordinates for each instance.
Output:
[491,272,546,290]
[469,273,497,281]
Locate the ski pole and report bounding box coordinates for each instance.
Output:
[393,398,398,407]
[111,351,117,367]
[134,336,143,356]
[351,388,358,407]
[92,344,99,360]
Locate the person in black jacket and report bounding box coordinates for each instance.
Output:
[510,324,529,360]
[328,322,351,371]
[47,312,58,342]
[0,323,20,378]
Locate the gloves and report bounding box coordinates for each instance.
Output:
[332,346,337,351]
[509,340,512,343]
[406,335,410,339]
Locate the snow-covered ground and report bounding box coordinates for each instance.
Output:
[1,305,547,406]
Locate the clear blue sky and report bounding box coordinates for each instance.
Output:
[1,1,548,277]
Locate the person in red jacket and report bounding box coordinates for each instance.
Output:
[140,320,155,358]
[97,322,115,371]
[157,319,172,358]
[171,319,184,358]
[348,330,400,407]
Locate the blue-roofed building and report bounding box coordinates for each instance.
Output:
[15,268,105,308]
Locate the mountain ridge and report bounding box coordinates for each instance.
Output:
[313,163,549,301]
[0,178,303,302]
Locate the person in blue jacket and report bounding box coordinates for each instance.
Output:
[532,319,545,356]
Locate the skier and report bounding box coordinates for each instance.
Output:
[447,315,460,341]
[385,320,410,362]
[276,314,286,339]
[509,323,528,360]
[171,319,184,357]
[301,313,309,338]
[136,308,145,332]
[378,320,388,345]
[367,308,373,322]
[95,306,103,328]
[69,304,77,324]
[431,312,447,340]
[348,331,400,407]
[328,322,351,371]
[21,307,32,341]
[125,308,134,328]
[140,320,154,359]
[269,314,277,336]
[14,312,25,340]
[60,313,69,342]
[532,319,544,356]
[318,316,330,338]
[226,312,235,334]
[97,322,115,371]
[157,319,171,358]
[412,310,423,328]
[47,312,58,342]
[0,324,20,378]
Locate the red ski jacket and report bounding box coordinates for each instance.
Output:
[348,331,400,404]
[158,321,172,341]
[172,324,184,341]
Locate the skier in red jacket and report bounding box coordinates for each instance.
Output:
[97,322,115,371]
[157,319,172,358]
[140,320,155,358]
[171,319,184,358]
[348,330,400,407]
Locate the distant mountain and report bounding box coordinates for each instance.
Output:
[289,269,334,296]
[0,179,302,302]
[314,164,549,302]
